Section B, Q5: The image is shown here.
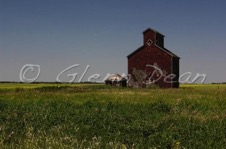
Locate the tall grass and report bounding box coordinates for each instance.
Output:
[0,84,226,148]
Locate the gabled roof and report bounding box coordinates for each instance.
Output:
[127,45,180,59]
[158,46,180,58]
[127,46,144,58]
[143,28,165,37]
[127,28,180,59]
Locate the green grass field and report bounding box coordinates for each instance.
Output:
[0,83,226,148]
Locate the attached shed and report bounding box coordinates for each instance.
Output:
[105,74,127,87]
[127,28,180,88]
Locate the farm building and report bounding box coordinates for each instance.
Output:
[105,74,127,87]
[127,28,180,88]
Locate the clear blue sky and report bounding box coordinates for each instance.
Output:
[1,0,226,83]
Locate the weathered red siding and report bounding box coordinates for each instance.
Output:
[127,28,180,88]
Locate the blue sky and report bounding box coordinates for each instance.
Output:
[1,0,226,83]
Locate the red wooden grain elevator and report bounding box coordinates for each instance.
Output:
[127,28,180,88]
